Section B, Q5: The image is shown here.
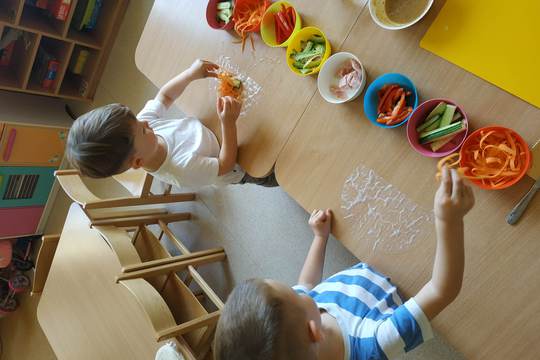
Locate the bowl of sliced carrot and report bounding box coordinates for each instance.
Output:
[260,1,301,47]
[407,99,468,157]
[363,73,418,128]
[207,0,235,30]
[233,0,271,51]
[286,26,331,76]
[437,126,531,190]
[459,126,530,189]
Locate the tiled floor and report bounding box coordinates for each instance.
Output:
[1,1,464,359]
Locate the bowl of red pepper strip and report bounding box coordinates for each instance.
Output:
[260,1,302,47]
[363,73,418,128]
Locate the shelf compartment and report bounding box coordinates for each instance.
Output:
[0,27,39,89]
[59,44,98,99]
[67,0,121,49]
[27,36,73,94]
[0,0,21,24]
[19,3,68,37]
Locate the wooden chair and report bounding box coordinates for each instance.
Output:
[31,234,60,296]
[95,223,225,360]
[54,169,193,223]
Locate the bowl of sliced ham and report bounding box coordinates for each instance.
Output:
[317,52,366,104]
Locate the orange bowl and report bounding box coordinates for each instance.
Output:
[459,126,531,190]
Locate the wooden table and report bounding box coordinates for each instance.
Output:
[275,2,540,360]
[37,204,171,359]
[135,0,367,177]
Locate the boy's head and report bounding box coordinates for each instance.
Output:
[215,279,324,360]
[66,104,159,178]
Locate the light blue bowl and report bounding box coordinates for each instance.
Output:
[363,73,419,128]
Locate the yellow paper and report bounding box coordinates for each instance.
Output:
[421,0,540,108]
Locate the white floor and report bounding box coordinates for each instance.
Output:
[44,1,465,359]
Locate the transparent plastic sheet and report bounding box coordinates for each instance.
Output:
[341,164,434,254]
[210,55,262,116]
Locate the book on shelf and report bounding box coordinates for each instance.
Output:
[0,42,15,67]
[34,46,60,90]
[69,49,90,75]
[71,0,103,32]
[48,0,72,21]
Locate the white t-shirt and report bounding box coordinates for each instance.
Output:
[136,100,245,187]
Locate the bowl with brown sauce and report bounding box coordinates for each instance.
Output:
[369,0,434,30]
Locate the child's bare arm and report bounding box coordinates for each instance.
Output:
[216,96,241,176]
[298,209,333,290]
[156,59,218,109]
[414,167,475,320]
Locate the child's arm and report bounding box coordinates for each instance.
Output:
[216,96,242,176]
[156,59,219,109]
[414,167,475,320]
[298,209,333,290]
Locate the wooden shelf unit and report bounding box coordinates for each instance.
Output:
[0,0,128,101]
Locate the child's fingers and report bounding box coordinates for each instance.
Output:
[216,97,223,113]
[440,166,452,196]
[450,168,463,200]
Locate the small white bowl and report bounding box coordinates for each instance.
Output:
[368,0,434,30]
[317,52,366,104]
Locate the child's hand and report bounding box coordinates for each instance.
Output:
[189,59,219,80]
[217,96,242,126]
[434,166,475,222]
[309,209,332,239]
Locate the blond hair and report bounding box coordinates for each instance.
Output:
[66,104,136,178]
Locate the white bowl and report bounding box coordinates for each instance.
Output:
[317,52,366,104]
[368,0,434,30]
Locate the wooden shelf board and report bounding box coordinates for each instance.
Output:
[67,29,102,50]
[19,6,64,38]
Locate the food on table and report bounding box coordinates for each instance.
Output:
[218,71,243,99]
[436,128,528,188]
[415,101,466,151]
[233,0,270,51]
[376,84,413,125]
[330,59,363,99]
[384,0,431,24]
[290,35,326,74]
[216,1,234,24]
[273,4,296,44]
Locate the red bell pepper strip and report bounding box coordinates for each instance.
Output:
[276,11,291,35]
[287,6,296,28]
[377,85,398,113]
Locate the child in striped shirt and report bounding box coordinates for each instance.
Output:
[214,166,475,360]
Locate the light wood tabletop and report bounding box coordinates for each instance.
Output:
[275,2,540,360]
[37,203,173,359]
[135,0,367,177]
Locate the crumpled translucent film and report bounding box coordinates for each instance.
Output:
[341,164,434,254]
[210,55,262,116]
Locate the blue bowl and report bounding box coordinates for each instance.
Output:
[363,73,419,128]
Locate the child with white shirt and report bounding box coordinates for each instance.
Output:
[214,167,475,360]
[66,59,277,188]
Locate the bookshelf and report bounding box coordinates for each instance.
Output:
[0,0,128,102]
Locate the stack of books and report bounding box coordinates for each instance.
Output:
[71,0,103,31]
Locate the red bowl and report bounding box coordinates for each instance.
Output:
[459,126,531,190]
[207,0,235,30]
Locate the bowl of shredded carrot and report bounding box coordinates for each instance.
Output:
[437,126,531,190]
[233,0,271,51]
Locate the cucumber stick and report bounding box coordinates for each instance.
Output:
[439,104,456,127]
[430,128,466,150]
[426,102,447,121]
[416,114,441,132]
[420,121,463,144]
[217,1,232,10]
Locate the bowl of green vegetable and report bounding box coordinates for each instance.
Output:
[286,26,331,76]
[407,99,469,157]
[207,0,235,30]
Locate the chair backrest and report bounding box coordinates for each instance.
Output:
[113,168,153,197]
[54,170,101,207]
[95,224,224,359]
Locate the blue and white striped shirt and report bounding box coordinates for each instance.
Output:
[293,263,433,360]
